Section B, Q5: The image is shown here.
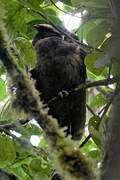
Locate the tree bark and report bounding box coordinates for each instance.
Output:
[101,0,120,179]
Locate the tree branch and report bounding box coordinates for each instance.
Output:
[0,119,29,131]
[48,77,119,107]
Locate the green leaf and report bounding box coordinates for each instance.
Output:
[12,10,27,34]
[111,62,120,76]
[0,99,11,121]
[77,19,100,41]
[3,0,27,33]
[101,36,113,52]
[45,8,63,26]
[29,158,51,179]
[95,54,112,68]
[71,0,108,8]
[86,21,109,47]
[23,124,43,137]
[89,116,100,127]
[87,149,100,159]
[39,137,48,148]
[15,38,36,67]
[11,156,32,169]
[60,0,72,5]
[81,139,100,160]
[0,78,8,101]
[22,164,32,178]
[29,159,42,172]
[14,142,32,160]
[85,52,105,75]
[90,94,107,109]
[0,135,16,164]
[21,0,44,10]
[0,1,6,19]
[23,41,36,67]
[0,64,5,76]
[63,3,75,11]
[11,166,31,179]
[88,116,101,148]
[45,8,57,16]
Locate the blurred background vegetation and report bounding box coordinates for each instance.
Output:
[0,0,119,179]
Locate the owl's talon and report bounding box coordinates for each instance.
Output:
[58,90,69,99]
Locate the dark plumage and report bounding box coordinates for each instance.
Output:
[31,24,86,140]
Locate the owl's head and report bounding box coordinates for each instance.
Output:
[32,24,61,46]
[32,23,78,47]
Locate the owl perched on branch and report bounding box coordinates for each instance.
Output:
[31,24,86,140]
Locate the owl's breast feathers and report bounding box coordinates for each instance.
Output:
[31,27,86,139]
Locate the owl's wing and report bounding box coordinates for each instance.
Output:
[31,36,86,140]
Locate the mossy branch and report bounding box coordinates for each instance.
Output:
[0,5,96,180]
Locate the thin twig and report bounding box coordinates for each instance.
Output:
[80,134,92,148]
[80,85,118,148]
[0,119,29,131]
[100,86,118,119]
[86,105,96,116]
[96,86,113,99]
[50,0,82,19]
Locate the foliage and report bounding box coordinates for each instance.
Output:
[0,0,118,179]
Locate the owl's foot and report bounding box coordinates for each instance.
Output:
[58,90,69,99]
